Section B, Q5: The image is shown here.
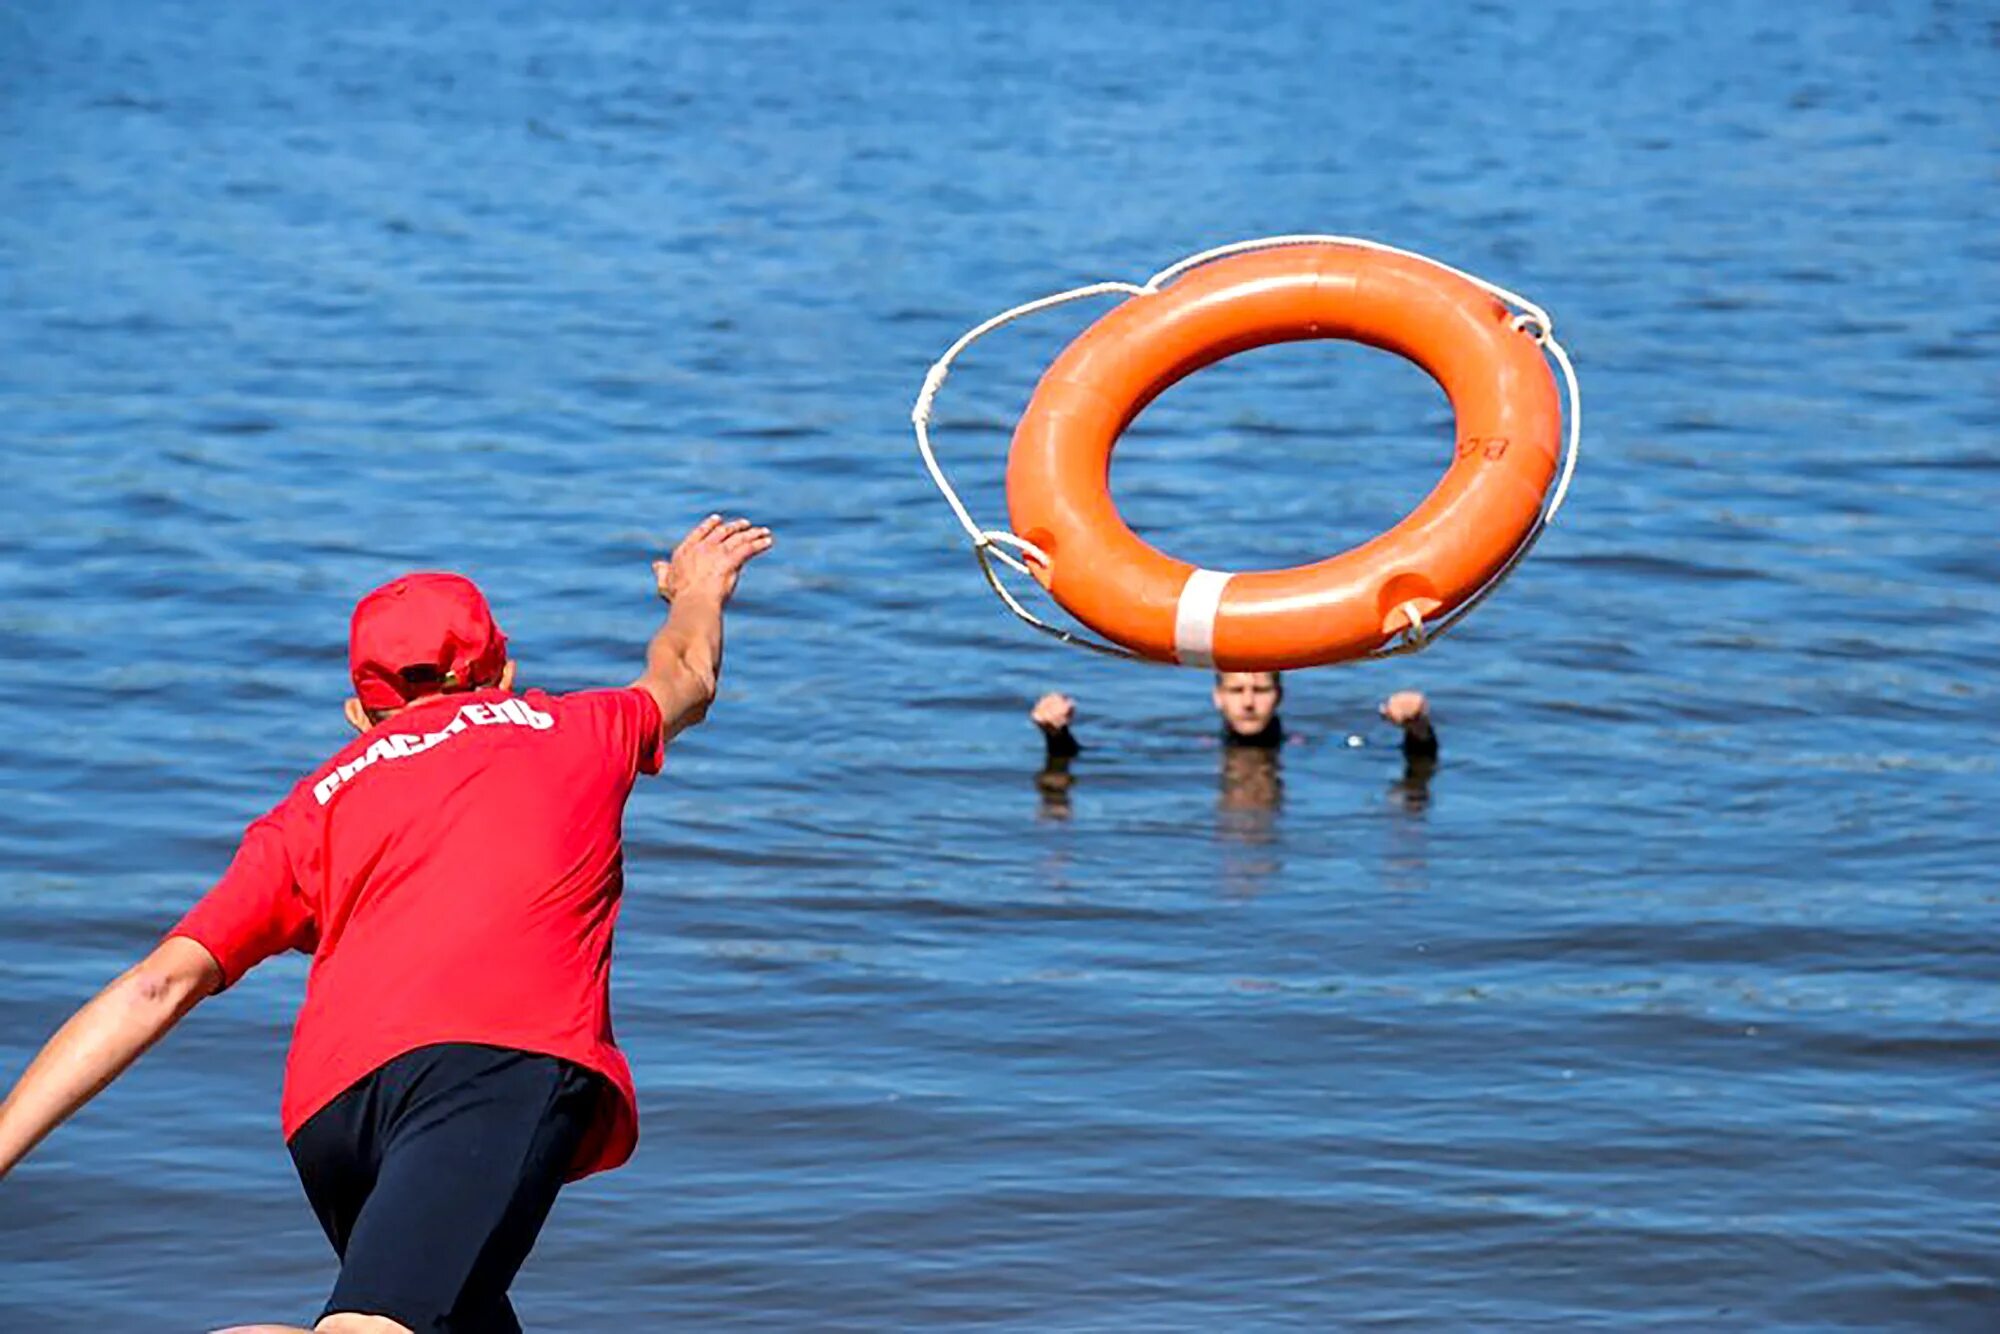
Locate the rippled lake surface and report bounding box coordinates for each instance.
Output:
[2,2,1996,1329]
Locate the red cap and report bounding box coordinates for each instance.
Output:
[348,572,509,712]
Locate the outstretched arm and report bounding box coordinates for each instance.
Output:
[631,514,774,745]
[0,936,222,1181]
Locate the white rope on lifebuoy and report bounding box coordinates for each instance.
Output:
[910,234,1582,663]
[911,280,1149,659]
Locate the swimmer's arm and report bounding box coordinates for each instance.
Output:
[1030,692,1081,759]
[0,936,221,1181]
[1380,691,1438,760]
[634,515,774,743]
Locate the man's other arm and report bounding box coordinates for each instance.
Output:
[0,937,222,1181]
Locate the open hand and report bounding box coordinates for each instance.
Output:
[653,515,774,607]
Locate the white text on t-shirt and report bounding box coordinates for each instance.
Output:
[312,699,554,806]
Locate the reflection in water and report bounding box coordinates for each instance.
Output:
[1034,738,1434,896]
[1034,754,1076,821]
[1382,753,1436,896]
[1033,740,1294,889]
[1388,754,1437,814]
[1217,743,1284,897]
[1218,743,1284,822]
[1033,738,1290,827]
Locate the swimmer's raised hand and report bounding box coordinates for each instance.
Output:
[1030,692,1076,732]
[654,515,774,607]
[1380,690,1437,761]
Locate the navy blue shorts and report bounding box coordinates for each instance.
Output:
[287,1043,601,1334]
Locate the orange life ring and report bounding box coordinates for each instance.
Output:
[1004,243,1562,671]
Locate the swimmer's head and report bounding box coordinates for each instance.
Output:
[1211,670,1282,738]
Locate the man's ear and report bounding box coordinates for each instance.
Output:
[499,659,518,692]
[343,697,372,734]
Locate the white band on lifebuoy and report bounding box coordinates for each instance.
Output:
[1173,568,1233,668]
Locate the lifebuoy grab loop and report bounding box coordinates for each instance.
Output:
[911,235,1581,669]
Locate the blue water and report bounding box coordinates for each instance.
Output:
[2,1,1997,1328]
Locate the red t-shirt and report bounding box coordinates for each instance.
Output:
[169,686,663,1180]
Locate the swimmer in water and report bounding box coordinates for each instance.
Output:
[1030,673,1438,811]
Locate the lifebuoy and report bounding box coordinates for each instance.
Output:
[1004,243,1563,670]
